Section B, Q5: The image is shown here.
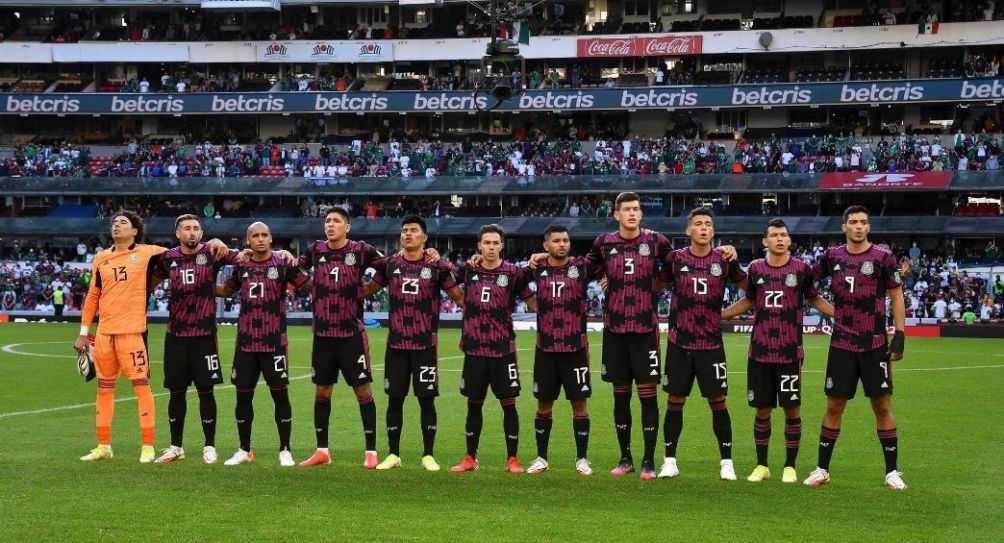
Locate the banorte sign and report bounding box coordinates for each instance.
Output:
[577,35,702,58]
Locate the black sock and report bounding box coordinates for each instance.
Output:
[465,398,484,457]
[573,415,590,459]
[878,428,898,473]
[664,401,684,458]
[501,397,519,458]
[534,411,553,460]
[358,392,377,451]
[754,416,771,466]
[638,387,659,465]
[270,387,291,452]
[613,384,633,463]
[386,396,405,456]
[197,388,216,448]
[710,399,732,460]
[235,387,255,452]
[314,390,331,449]
[784,417,802,468]
[818,425,841,470]
[168,389,187,448]
[418,395,437,457]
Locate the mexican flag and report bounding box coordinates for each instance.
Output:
[514,21,531,45]
[918,21,939,34]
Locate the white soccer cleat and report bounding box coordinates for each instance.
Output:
[80,445,113,462]
[154,446,185,464]
[658,457,680,479]
[203,446,219,465]
[803,467,831,487]
[279,450,295,467]
[885,470,907,490]
[526,456,549,474]
[719,459,737,481]
[575,458,593,476]
[223,449,255,466]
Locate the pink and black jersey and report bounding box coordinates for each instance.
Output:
[664,248,747,350]
[371,254,459,350]
[814,244,901,352]
[460,262,533,358]
[585,230,672,334]
[532,257,597,353]
[156,245,238,337]
[298,239,385,338]
[745,257,819,363]
[226,252,308,353]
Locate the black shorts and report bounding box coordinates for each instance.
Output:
[311,333,372,387]
[600,330,661,385]
[460,354,520,399]
[534,348,592,402]
[663,342,728,398]
[824,346,892,399]
[384,346,439,397]
[231,346,290,389]
[163,333,223,390]
[747,358,802,408]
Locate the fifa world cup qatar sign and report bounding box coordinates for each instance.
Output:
[577,36,703,58]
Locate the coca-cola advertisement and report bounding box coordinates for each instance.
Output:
[576,35,702,58]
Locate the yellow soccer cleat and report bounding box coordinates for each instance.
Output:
[139,445,156,464]
[747,465,771,482]
[80,445,113,462]
[376,454,402,470]
[420,455,441,471]
[781,466,798,484]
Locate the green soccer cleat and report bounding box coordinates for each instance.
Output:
[781,466,798,483]
[421,455,441,471]
[139,445,156,464]
[747,465,771,482]
[376,454,402,470]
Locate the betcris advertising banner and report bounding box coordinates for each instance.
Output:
[256,41,393,63]
[2,78,1003,115]
[820,171,953,190]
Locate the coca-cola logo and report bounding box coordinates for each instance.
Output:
[585,39,633,56]
[642,37,698,55]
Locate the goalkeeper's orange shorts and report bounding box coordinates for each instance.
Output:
[93,333,150,382]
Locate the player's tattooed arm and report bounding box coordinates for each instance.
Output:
[721,298,754,319]
[526,252,548,269]
[446,286,465,310]
[363,281,383,296]
[215,284,235,297]
[205,238,230,261]
[809,296,835,318]
[524,295,539,313]
[888,286,906,361]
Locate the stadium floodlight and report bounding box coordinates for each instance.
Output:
[201,0,281,11]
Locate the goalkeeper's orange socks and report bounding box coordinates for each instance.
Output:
[133,379,156,447]
[96,379,116,445]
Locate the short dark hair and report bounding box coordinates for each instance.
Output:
[615,192,640,211]
[112,210,145,242]
[175,214,200,229]
[843,205,869,223]
[325,207,351,223]
[478,223,505,243]
[763,218,788,237]
[401,214,427,234]
[687,206,714,225]
[542,225,568,241]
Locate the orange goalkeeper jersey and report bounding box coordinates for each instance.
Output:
[81,243,168,335]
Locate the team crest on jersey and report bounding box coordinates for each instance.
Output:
[638,243,651,256]
[420,267,433,280]
[345,253,357,266]
[129,254,139,264]
[568,266,580,279]
[267,267,279,280]
[785,273,798,288]
[860,261,874,275]
[710,263,723,277]
[196,254,208,265]
[497,274,509,287]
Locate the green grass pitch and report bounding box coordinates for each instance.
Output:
[0,323,1001,542]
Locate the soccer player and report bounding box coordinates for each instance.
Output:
[217,221,308,467]
[151,214,248,464]
[74,211,223,463]
[803,206,907,490]
[364,215,465,471]
[659,207,748,481]
[298,208,387,469]
[525,225,598,476]
[722,218,834,483]
[451,224,537,473]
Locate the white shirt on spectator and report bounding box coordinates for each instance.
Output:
[175,81,186,92]
[932,299,948,318]
[139,80,149,93]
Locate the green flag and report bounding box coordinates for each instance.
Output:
[516,21,530,45]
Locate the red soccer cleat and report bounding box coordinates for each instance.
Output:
[298,449,331,468]
[363,450,379,469]
[450,454,479,472]
[506,456,525,474]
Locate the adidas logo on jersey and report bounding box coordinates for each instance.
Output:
[680,266,690,272]
[609,248,618,255]
[318,256,327,263]
[170,261,178,268]
[242,272,250,278]
[756,278,766,285]
[471,275,480,281]
[393,268,402,274]
[833,264,841,271]
[539,270,548,277]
